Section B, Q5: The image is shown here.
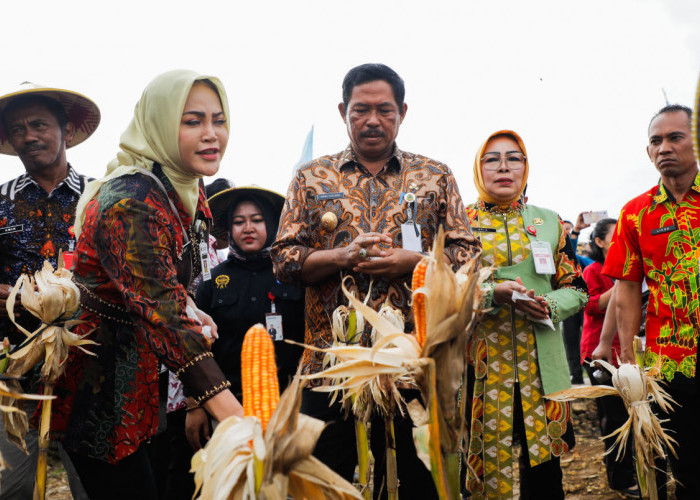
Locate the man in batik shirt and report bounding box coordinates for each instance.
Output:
[272,63,479,499]
[604,104,700,498]
[0,82,99,499]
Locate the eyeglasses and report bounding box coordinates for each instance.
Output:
[480,152,526,171]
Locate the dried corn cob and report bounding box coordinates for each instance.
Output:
[412,259,429,348]
[241,323,279,432]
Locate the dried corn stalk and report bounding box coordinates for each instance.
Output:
[547,354,677,500]
[303,227,489,499]
[5,257,96,383]
[3,255,96,500]
[192,325,362,500]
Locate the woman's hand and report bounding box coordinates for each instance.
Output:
[186,295,219,341]
[185,407,211,451]
[202,389,244,422]
[493,278,550,320]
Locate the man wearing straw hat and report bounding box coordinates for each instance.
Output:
[0,82,98,499]
[602,102,700,499]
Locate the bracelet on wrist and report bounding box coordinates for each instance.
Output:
[571,230,580,236]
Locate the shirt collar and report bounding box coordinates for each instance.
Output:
[653,170,700,204]
[14,164,82,197]
[338,143,403,173]
[476,197,526,214]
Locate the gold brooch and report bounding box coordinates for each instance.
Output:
[215,275,229,289]
[321,212,338,231]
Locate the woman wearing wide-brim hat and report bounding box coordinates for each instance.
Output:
[192,185,304,444]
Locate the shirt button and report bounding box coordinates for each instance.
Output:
[218,299,223,304]
[251,297,257,302]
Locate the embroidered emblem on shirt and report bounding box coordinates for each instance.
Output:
[215,275,229,289]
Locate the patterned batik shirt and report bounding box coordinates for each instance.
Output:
[0,165,89,343]
[604,172,700,382]
[52,164,229,464]
[272,144,480,381]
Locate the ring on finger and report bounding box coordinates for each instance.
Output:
[359,247,368,259]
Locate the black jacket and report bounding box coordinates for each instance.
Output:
[195,256,304,399]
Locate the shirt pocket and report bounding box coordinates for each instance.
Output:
[210,287,239,309]
[270,281,303,303]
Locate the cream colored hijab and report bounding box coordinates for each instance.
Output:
[472,129,529,207]
[74,69,229,238]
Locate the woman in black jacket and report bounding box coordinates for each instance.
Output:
[195,186,304,403]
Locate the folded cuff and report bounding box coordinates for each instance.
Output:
[176,352,231,406]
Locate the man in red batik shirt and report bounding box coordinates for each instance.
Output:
[603,104,700,499]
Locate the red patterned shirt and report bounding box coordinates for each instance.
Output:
[603,172,700,382]
[52,165,229,463]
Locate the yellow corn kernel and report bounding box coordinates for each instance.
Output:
[241,324,280,431]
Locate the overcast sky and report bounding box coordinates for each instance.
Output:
[1,0,698,242]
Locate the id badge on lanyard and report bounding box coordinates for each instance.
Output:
[199,241,212,281]
[400,192,422,252]
[531,240,556,275]
[265,292,283,341]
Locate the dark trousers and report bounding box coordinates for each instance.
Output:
[68,446,159,500]
[563,311,584,383]
[301,388,438,500]
[148,409,197,500]
[513,385,565,499]
[653,378,700,500]
[583,361,637,490]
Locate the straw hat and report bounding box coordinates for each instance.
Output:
[0,82,101,155]
[208,186,285,240]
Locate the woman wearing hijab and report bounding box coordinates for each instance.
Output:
[194,186,304,411]
[465,130,588,499]
[51,70,243,498]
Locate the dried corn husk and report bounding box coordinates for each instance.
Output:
[302,227,488,499]
[2,256,95,454]
[313,289,413,420]
[411,232,488,456]
[547,359,677,468]
[303,280,422,418]
[192,373,362,499]
[5,258,96,383]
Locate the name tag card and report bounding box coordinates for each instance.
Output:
[265,314,284,341]
[0,224,23,236]
[531,240,556,275]
[199,241,212,281]
[401,223,422,252]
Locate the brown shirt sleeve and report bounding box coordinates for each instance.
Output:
[272,169,317,285]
